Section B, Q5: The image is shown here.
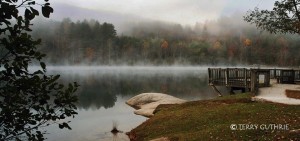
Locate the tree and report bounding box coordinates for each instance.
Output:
[0,0,78,140]
[101,22,117,42]
[244,0,300,34]
[161,40,169,49]
[85,47,95,61]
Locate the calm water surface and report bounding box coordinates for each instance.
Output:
[42,66,219,141]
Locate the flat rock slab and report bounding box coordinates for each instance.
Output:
[253,83,300,105]
[126,93,187,117]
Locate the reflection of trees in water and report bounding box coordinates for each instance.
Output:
[77,83,117,110]
[100,74,210,98]
[60,72,211,110]
[72,74,117,110]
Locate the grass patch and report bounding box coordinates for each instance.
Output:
[286,89,300,99]
[128,94,300,141]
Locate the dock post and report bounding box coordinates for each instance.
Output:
[208,68,211,84]
[225,68,229,86]
[250,69,258,95]
[244,68,247,88]
[210,85,222,97]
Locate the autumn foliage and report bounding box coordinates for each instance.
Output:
[33,16,300,66]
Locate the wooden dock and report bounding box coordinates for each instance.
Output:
[208,68,300,96]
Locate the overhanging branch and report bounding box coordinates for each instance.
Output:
[291,0,300,21]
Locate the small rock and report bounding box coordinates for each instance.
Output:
[111,127,122,134]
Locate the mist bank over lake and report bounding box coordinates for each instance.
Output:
[25,65,297,83]
[31,13,300,67]
[27,65,292,74]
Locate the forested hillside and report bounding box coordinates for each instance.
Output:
[33,16,300,66]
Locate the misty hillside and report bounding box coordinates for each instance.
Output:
[31,14,300,66]
[49,3,148,33]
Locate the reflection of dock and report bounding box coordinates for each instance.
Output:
[208,68,300,96]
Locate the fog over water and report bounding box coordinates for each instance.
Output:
[45,65,208,75]
[40,65,221,141]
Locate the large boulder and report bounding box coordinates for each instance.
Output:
[126,93,187,117]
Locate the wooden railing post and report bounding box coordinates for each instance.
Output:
[266,70,270,86]
[208,68,211,84]
[218,68,221,79]
[292,69,295,84]
[244,68,247,88]
[250,69,258,95]
[225,68,229,86]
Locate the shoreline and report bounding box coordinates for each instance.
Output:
[126,93,300,141]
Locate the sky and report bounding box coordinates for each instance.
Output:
[50,0,275,26]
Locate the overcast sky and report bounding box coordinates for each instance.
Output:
[50,0,275,25]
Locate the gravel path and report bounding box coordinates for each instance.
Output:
[253,83,300,105]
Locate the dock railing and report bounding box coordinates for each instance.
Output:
[208,68,272,95]
[208,68,251,88]
[270,69,300,83]
[208,68,300,95]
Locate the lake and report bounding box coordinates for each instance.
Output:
[43,66,220,141]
